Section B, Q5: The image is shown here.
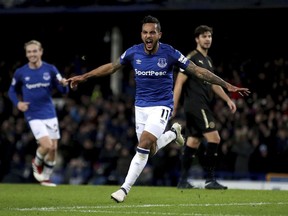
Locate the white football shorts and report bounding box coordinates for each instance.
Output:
[135,106,171,140]
[28,118,60,140]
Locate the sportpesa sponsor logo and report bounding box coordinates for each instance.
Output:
[135,69,167,76]
[26,82,50,89]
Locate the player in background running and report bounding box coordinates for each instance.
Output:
[67,16,250,202]
[8,40,69,186]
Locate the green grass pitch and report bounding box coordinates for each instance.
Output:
[0,183,288,216]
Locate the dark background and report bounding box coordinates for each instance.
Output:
[1,7,287,98]
[1,7,287,68]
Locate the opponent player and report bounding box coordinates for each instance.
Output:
[67,15,249,202]
[8,40,69,186]
[174,25,237,189]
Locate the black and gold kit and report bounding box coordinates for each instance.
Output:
[181,49,217,137]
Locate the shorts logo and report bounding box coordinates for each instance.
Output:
[209,122,215,129]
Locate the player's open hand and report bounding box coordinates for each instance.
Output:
[226,83,250,96]
[67,75,85,89]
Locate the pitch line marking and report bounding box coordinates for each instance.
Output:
[11,201,288,212]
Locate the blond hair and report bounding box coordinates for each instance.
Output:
[24,40,43,50]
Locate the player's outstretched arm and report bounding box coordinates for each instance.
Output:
[67,58,123,89]
[185,60,250,96]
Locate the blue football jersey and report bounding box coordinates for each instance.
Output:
[8,61,69,121]
[120,43,189,109]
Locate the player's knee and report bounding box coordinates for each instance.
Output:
[139,132,156,149]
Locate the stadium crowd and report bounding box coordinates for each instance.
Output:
[1,51,287,185]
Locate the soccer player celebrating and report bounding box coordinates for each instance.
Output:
[67,15,249,202]
[8,40,69,186]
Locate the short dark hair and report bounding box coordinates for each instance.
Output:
[142,15,161,32]
[194,25,213,38]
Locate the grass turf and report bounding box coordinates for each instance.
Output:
[0,183,288,216]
